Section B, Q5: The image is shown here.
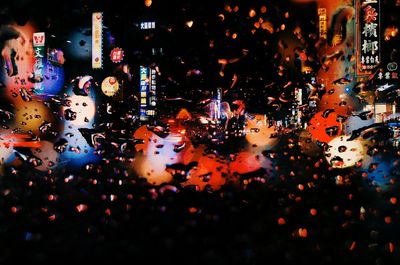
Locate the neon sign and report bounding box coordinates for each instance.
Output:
[32,32,45,94]
[92,12,103,69]
[356,0,381,76]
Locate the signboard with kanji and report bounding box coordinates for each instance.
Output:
[33,32,45,94]
[139,66,157,121]
[140,22,155,30]
[92,12,103,69]
[356,0,381,76]
[318,8,327,40]
[110,48,124,63]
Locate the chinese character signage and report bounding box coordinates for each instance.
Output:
[216,87,222,121]
[149,68,157,117]
[356,0,381,76]
[101,76,120,97]
[377,62,399,81]
[139,66,157,121]
[110,47,124,63]
[318,8,327,40]
[140,22,156,30]
[33,32,45,94]
[92,12,103,69]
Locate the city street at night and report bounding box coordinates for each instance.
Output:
[1,0,400,264]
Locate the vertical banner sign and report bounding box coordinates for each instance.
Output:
[33,32,45,94]
[318,8,327,40]
[356,0,380,76]
[140,66,149,121]
[92,12,103,69]
[148,68,157,117]
[216,88,222,121]
[139,66,157,121]
[297,88,302,125]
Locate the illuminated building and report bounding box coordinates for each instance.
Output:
[387,121,400,148]
[210,88,222,123]
[294,87,303,127]
[136,14,163,123]
[374,100,397,123]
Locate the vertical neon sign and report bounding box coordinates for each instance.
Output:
[356,0,381,76]
[139,66,149,121]
[148,68,157,118]
[216,88,222,121]
[318,8,327,40]
[92,12,103,69]
[33,32,45,94]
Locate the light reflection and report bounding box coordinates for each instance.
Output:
[62,95,95,126]
[325,136,366,168]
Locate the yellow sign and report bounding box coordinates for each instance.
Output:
[101,77,119,97]
[92,12,103,69]
[318,8,327,40]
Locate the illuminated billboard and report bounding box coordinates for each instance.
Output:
[318,8,327,40]
[139,66,157,121]
[32,32,45,94]
[140,22,155,30]
[356,0,381,76]
[110,47,124,63]
[92,12,103,69]
[216,87,222,121]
